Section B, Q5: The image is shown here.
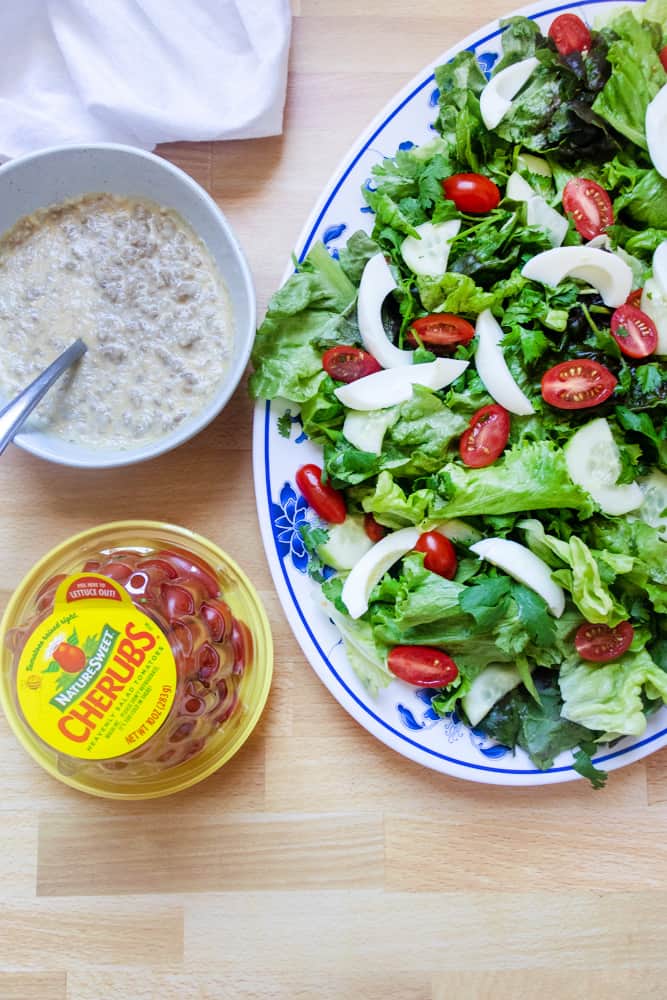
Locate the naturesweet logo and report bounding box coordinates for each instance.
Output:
[48,625,120,711]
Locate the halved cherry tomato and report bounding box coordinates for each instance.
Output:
[610,304,658,359]
[415,531,458,579]
[660,45,667,73]
[443,173,500,214]
[295,463,346,523]
[322,346,381,383]
[388,645,459,686]
[548,13,591,55]
[153,548,220,597]
[364,513,385,543]
[541,360,617,409]
[562,178,613,241]
[407,314,475,351]
[575,620,634,663]
[627,288,643,309]
[459,404,510,468]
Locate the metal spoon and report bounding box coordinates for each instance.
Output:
[0,338,87,455]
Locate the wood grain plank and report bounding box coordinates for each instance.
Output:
[266,733,646,812]
[385,791,665,892]
[0,972,67,1000]
[291,13,513,74]
[0,902,183,967]
[185,891,667,973]
[67,970,428,1000]
[646,753,667,804]
[37,813,383,895]
[0,811,37,894]
[433,970,665,1000]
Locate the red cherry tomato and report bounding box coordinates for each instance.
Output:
[575,620,634,663]
[153,548,220,597]
[322,346,382,383]
[161,582,208,621]
[99,561,134,585]
[443,173,501,214]
[610,304,658,359]
[364,513,385,543]
[562,178,613,240]
[136,557,179,580]
[541,360,617,410]
[200,597,233,643]
[627,288,643,309]
[407,314,476,351]
[53,642,86,673]
[660,45,667,73]
[414,531,458,579]
[548,13,592,55]
[232,619,253,675]
[295,463,346,523]
[459,404,511,468]
[387,646,459,686]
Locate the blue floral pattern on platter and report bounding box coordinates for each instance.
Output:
[270,482,310,574]
[397,689,510,760]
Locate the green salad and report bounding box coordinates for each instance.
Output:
[251,1,667,786]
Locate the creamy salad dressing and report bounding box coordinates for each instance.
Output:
[0,194,234,449]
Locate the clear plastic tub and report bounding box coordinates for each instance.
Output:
[0,521,272,799]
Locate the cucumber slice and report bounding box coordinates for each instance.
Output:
[463,664,522,727]
[342,409,396,455]
[564,418,643,516]
[317,515,374,571]
[434,518,483,547]
[638,470,667,541]
[400,220,460,278]
[517,152,552,178]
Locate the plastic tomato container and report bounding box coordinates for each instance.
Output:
[0,521,272,799]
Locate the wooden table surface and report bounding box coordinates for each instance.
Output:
[1,3,665,998]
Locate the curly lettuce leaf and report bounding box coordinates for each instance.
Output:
[432,440,594,519]
[592,12,666,149]
[322,389,467,487]
[476,672,602,773]
[560,648,667,737]
[250,241,359,403]
[520,520,629,627]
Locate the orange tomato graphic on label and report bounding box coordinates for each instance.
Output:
[53,642,86,673]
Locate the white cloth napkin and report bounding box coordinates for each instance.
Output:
[0,0,292,160]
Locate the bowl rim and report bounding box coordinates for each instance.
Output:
[0,142,256,469]
[0,519,274,799]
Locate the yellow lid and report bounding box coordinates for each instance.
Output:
[0,521,273,799]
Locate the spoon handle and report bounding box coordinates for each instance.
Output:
[0,339,87,455]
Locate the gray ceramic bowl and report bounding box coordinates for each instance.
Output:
[0,143,255,468]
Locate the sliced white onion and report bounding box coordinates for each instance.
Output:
[470,538,565,617]
[474,309,534,415]
[480,57,539,130]
[526,197,568,248]
[646,82,667,179]
[521,246,632,307]
[341,526,420,619]
[652,240,667,297]
[334,358,468,411]
[641,278,667,355]
[357,253,413,369]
